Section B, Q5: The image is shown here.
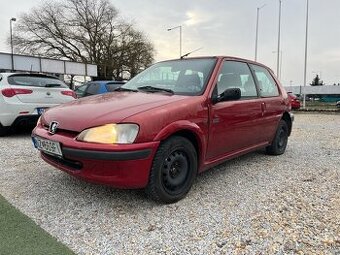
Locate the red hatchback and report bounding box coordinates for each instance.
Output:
[32,56,294,203]
[288,92,301,110]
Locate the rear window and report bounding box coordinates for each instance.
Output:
[7,75,68,88]
[106,82,124,92]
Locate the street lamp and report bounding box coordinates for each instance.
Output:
[272,50,283,80]
[10,17,16,71]
[276,0,282,80]
[167,25,182,58]
[255,4,266,61]
[302,0,309,109]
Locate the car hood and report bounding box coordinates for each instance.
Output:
[42,92,187,132]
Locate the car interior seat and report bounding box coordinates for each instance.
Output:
[243,79,258,97]
[175,73,201,92]
[218,73,242,94]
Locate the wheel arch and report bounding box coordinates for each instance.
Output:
[153,121,206,168]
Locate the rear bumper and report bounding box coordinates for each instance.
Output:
[33,126,159,189]
[0,103,57,127]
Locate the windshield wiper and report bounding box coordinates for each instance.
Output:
[137,86,174,94]
[114,87,138,92]
[45,83,61,87]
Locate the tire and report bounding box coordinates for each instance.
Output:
[266,120,288,155]
[0,124,10,137]
[146,136,197,203]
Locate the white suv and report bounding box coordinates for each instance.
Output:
[0,73,76,136]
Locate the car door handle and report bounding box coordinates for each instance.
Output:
[261,102,266,116]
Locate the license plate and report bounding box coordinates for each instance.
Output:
[37,108,48,115]
[32,136,62,157]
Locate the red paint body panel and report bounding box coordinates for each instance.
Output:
[34,125,159,188]
[32,56,292,189]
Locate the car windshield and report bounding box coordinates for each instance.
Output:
[7,75,68,88]
[106,82,125,92]
[122,58,216,96]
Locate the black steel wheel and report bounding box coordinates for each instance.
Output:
[0,124,10,137]
[146,136,197,203]
[266,120,288,155]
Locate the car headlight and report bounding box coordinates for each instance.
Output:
[77,124,139,144]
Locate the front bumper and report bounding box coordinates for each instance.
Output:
[33,125,159,189]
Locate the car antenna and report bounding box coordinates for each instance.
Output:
[180,47,203,59]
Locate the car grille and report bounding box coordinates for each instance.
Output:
[42,124,79,136]
[42,152,83,170]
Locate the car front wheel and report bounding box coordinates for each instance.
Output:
[266,120,288,155]
[146,136,197,203]
[0,124,10,137]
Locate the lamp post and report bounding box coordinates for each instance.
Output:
[10,17,16,71]
[167,25,182,58]
[255,4,266,61]
[277,0,282,80]
[302,0,309,109]
[272,50,283,80]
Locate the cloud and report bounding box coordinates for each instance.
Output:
[184,10,212,27]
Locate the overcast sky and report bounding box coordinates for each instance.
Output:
[0,0,339,85]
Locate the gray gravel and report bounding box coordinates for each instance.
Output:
[0,113,339,254]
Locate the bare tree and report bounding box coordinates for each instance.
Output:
[12,0,154,80]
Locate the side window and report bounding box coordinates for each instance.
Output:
[85,83,100,96]
[217,61,258,98]
[250,65,279,97]
[75,84,87,97]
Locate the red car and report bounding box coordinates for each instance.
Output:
[288,92,301,110]
[32,56,293,203]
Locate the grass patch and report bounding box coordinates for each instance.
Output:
[0,194,74,255]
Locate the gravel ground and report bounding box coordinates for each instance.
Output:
[0,113,339,255]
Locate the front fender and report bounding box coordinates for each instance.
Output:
[153,120,207,171]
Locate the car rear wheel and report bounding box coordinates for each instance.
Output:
[146,136,197,203]
[266,120,288,155]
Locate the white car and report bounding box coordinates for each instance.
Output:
[0,73,76,136]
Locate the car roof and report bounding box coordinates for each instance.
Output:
[156,56,273,72]
[87,80,125,85]
[0,72,59,79]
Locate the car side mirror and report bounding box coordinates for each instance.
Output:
[214,88,241,103]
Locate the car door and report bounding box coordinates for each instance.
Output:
[84,83,101,97]
[206,61,265,160]
[249,64,283,143]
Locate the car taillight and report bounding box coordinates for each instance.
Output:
[1,88,33,98]
[61,90,77,98]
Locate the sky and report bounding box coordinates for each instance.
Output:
[0,0,339,85]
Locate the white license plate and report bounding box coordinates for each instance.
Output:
[32,136,62,157]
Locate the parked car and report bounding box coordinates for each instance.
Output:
[75,80,125,98]
[0,73,76,136]
[32,56,293,203]
[336,101,340,108]
[288,92,301,110]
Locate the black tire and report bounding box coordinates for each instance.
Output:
[146,136,197,203]
[266,120,288,155]
[0,124,10,137]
